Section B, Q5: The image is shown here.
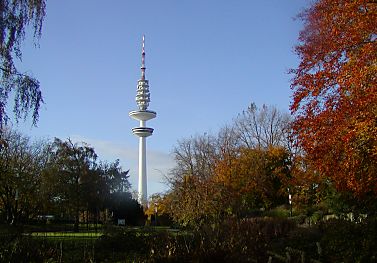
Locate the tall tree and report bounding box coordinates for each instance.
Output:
[46,138,98,231]
[234,103,291,149]
[170,134,218,183]
[101,159,131,193]
[0,128,48,224]
[167,134,221,227]
[0,0,46,126]
[290,0,377,201]
[100,160,144,225]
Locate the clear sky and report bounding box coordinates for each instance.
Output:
[16,0,310,196]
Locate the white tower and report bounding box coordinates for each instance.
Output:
[129,35,156,207]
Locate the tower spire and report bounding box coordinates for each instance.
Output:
[141,35,146,80]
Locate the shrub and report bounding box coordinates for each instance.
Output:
[184,217,297,262]
[320,218,377,262]
[289,214,306,225]
[263,205,291,218]
[0,237,57,263]
[271,225,322,261]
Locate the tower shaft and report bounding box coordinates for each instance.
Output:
[138,136,147,205]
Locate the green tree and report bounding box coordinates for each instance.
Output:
[45,138,98,231]
[107,191,145,225]
[0,128,48,224]
[101,159,131,193]
[99,160,144,225]
[0,0,46,126]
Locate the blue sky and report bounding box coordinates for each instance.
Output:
[16,0,310,196]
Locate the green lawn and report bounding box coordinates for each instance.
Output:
[29,226,176,239]
[29,231,103,240]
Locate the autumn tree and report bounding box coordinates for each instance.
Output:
[290,0,377,206]
[144,193,173,226]
[166,104,292,226]
[214,104,292,215]
[0,0,46,127]
[214,146,292,216]
[167,134,222,227]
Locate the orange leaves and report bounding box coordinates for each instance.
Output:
[213,147,291,210]
[291,0,377,199]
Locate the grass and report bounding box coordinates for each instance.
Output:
[29,225,179,240]
[29,231,103,240]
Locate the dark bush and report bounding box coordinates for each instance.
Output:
[0,237,56,263]
[93,218,297,262]
[320,218,377,262]
[289,214,306,225]
[186,217,297,262]
[271,225,322,261]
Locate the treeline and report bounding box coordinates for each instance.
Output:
[0,129,143,230]
[152,102,376,228]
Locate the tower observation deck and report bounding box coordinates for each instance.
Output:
[129,35,156,207]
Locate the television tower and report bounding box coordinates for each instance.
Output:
[129,35,156,207]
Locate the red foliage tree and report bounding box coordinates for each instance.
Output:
[290,0,377,198]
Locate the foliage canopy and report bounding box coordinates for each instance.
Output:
[290,0,377,198]
[0,0,46,126]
